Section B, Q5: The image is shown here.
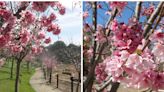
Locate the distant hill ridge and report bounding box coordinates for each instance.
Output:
[46,41,81,64]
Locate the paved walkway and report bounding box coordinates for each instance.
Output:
[30,68,62,92]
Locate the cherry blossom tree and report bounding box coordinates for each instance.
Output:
[44,57,56,84]
[24,53,35,72]
[83,1,164,92]
[0,1,65,92]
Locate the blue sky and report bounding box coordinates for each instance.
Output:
[46,1,82,46]
[83,2,159,27]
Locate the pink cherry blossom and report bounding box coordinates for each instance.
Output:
[105,56,125,81]
[0,9,12,21]
[0,35,7,48]
[49,13,56,21]
[43,57,56,69]
[31,45,43,54]
[87,48,93,58]
[40,16,49,26]
[11,45,23,53]
[152,43,164,62]
[37,31,45,39]
[47,23,58,32]
[31,45,38,54]
[141,70,164,91]
[111,18,143,53]
[37,46,43,54]
[109,2,127,12]
[150,31,164,44]
[44,37,51,44]
[56,2,66,15]
[142,4,155,16]
[19,29,30,46]
[53,28,61,35]
[59,7,65,15]
[32,2,50,12]
[95,63,108,83]
[21,11,35,26]
[83,11,89,19]
[95,30,106,43]
[19,2,30,8]
[0,2,5,8]
[0,2,64,92]
[83,2,164,91]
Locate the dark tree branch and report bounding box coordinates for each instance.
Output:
[143,2,163,37]
[95,76,112,92]
[135,2,142,20]
[84,7,118,92]
[142,5,164,52]
[84,2,98,92]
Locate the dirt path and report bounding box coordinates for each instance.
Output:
[30,68,62,92]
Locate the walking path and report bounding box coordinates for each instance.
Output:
[30,68,62,92]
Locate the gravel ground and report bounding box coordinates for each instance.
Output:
[30,68,62,92]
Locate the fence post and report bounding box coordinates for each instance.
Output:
[57,74,59,88]
[71,76,73,92]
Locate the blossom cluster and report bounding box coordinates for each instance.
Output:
[94,30,164,91]
[109,2,127,12]
[0,1,65,55]
[32,2,65,15]
[142,4,155,16]
[111,18,143,53]
[95,62,108,83]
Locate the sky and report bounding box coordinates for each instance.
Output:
[83,2,159,27]
[47,1,82,46]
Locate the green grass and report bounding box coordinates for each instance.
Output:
[0,60,36,92]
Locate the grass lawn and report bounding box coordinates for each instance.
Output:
[0,60,36,92]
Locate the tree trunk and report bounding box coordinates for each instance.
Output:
[76,72,80,92]
[109,82,120,92]
[84,2,97,92]
[43,67,47,79]
[47,68,49,80]
[10,58,14,79]
[84,60,98,92]
[87,79,94,92]
[49,68,52,84]
[15,60,21,92]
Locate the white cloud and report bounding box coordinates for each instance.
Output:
[46,1,82,46]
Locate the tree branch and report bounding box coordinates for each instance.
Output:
[143,2,163,37]
[142,5,164,52]
[95,76,112,92]
[135,2,142,20]
[84,7,118,91]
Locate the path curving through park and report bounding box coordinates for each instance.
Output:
[30,68,62,92]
